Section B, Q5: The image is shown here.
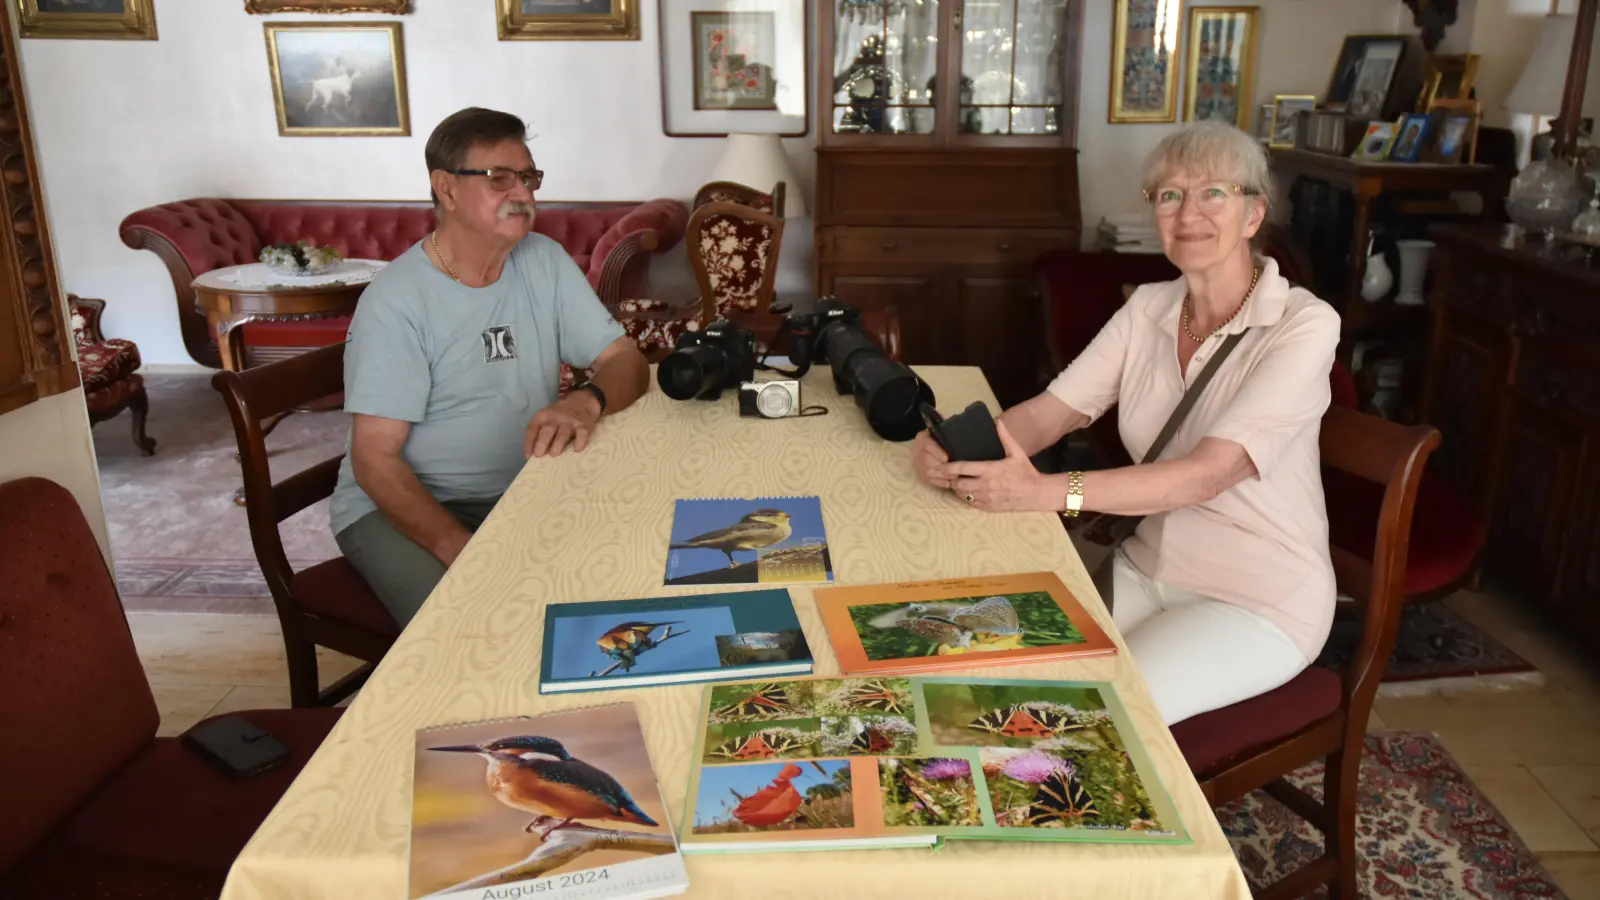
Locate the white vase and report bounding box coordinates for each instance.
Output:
[1360,251,1393,302]
[1394,239,1435,306]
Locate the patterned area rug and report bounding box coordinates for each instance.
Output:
[1317,602,1540,694]
[1219,732,1568,899]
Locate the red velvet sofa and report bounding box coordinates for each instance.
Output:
[119,198,689,368]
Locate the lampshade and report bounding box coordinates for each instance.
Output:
[1507,14,1576,116]
[708,133,806,218]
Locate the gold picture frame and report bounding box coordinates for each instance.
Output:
[1268,94,1317,149]
[498,0,638,41]
[16,0,157,40]
[264,22,410,137]
[245,0,411,11]
[1416,53,1479,112]
[1425,97,1481,164]
[1108,0,1182,123]
[1183,6,1260,128]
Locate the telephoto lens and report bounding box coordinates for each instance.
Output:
[817,319,932,442]
[657,321,757,401]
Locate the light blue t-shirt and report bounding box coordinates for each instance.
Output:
[329,233,625,536]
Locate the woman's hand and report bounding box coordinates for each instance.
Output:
[949,422,1054,513]
[910,429,955,489]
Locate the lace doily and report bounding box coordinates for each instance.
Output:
[213,259,387,290]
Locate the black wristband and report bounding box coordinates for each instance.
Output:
[572,380,606,414]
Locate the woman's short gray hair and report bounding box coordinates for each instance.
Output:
[1140,121,1271,201]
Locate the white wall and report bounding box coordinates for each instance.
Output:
[25,0,1522,366]
[0,388,112,561]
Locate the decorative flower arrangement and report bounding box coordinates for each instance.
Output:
[259,240,343,275]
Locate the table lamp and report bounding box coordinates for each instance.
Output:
[708,133,807,218]
[1504,11,1588,239]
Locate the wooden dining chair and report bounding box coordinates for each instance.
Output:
[1169,406,1441,899]
[693,179,787,217]
[212,342,400,708]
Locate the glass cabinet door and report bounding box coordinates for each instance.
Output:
[956,0,1071,135]
[830,0,942,135]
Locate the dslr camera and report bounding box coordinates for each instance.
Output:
[780,296,933,441]
[657,320,757,401]
[739,379,803,418]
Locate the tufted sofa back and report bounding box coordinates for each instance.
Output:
[234,201,437,263]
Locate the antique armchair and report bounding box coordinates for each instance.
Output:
[68,294,155,455]
[693,179,786,216]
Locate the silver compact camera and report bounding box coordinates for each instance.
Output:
[738,379,802,418]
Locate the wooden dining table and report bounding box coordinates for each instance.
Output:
[219,365,1251,900]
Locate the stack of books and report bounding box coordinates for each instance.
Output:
[1096,214,1163,254]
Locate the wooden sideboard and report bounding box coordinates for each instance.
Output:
[1420,223,1600,652]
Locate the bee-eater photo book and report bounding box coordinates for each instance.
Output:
[814,571,1117,675]
[664,496,833,586]
[408,703,689,900]
[538,589,815,693]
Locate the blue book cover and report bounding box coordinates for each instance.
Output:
[539,589,815,693]
[664,496,833,586]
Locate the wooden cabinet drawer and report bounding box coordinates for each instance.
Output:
[819,227,1077,266]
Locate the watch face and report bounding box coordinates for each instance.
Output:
[757,384,794,417]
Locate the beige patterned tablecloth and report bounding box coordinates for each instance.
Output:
[220,365,1250,900]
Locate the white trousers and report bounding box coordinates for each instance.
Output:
[1106,549,1310,726]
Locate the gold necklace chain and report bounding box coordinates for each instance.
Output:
[1182,265,1261,343]
[431,231,459,282]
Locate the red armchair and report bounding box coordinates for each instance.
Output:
[68,294,155,455]
[0,476,342,899]
[119,198,688,368]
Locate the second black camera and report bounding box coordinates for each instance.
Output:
[657,320,756,401]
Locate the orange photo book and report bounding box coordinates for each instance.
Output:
[815,571,1116,675]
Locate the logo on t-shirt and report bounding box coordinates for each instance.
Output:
[482,324,517,363]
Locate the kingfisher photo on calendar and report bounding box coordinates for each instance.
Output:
[664,496,832,586]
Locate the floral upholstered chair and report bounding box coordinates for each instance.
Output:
[69,295,155,455]
[693,180,786,217]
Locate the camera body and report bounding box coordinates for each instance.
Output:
[779,296,933,441]
[738,379,803,418]
[657,320,757,401]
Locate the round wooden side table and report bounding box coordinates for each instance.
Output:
[192,259,386,371]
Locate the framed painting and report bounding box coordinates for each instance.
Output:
[17,0,157,40]
[245,0,410,11]
[264,22,410,136]
[1109,0,1181,123]
[1183,6,1259,128]
[498,0,637,41]
[660,0,807,137]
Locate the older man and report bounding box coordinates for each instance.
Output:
[331,107,649,626]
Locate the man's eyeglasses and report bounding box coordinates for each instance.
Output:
[451,167,544,192]
[1142,182,1254,216]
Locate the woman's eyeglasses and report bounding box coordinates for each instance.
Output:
[1142,182,1253,216]
[452,167,544,192]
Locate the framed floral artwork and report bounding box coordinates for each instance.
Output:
[660,0,808,137]
[18,0,157,40]
[1109,0,1181,123]
[264,22,410,136]
[498,0,638,40]
[244,0,409,11]
[1183,6,1259,128]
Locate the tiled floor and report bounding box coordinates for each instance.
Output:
[128,588,1600,897]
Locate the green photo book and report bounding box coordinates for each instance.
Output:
[673,674,1189,854]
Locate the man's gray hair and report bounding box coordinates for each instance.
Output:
[1140,120,1271,201]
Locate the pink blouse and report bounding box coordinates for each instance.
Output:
[1047,257,1339,661]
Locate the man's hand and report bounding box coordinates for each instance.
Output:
[911,429,956,489]
[948,422,1049,513]
[524,391,602,458]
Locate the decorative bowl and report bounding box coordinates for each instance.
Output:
[260,240,343,276]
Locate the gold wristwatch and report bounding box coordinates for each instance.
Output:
[1061,471,1084,518]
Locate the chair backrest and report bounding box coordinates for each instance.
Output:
[693,180,786,218]
[687,201,786,324]
[1318,408,1440,720]
[0,477,159,873]
[211,343,347,614]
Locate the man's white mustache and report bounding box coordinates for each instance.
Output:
[497,201,535,220]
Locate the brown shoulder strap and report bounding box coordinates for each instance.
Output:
[1139,330,1247,465]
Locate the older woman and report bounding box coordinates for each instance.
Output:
[912,121,1338,725]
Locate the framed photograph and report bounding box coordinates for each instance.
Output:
[1416,53,1479,111]
[1184,6,1259,128]
[498,0,637,40]
[17,0,157,40]
[1352,120,1397,160]
[1387,113,1432,163]
[1325,35,1408,113]
[1425,98,1481,164]
[1109,0,1182,123]
[245,0,410,11]
[1269,94,1316,149]
[264,22,410,136]
[660,0,807,137]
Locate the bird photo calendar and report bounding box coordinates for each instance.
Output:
[539,589,815,693]
[664,496,833,586]
[676,675,1189,854]
[814,571,1118,675]
[408,704,689,900]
